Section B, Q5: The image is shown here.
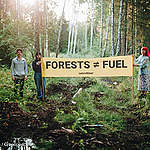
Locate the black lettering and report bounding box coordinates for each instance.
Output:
[116,60,122,68]
[65,61,71,69]
[52,61,58,69]
[46,61,51,69]
[84,61,90,69]
[59,61,65,69]
[109,60,115,68]
[77,61,84,69]
[71,61,77,69]
[122,60,127,68]
[103,61,108,68]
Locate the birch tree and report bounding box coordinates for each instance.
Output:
[111,0,114,56]
[116,0,123,55]
[102,5,111,57]
[131,0,134,54]
[73,3,79,54]
[134,0,137,56]
[90,0,94,50]
[35,0,40,52]
[70,23,75,54]
[73,19,78,54]
[84,18,88,50]
[84,1,89,51]
[67,23,72,54]
[16,0,20,37]
[99,0,103,51]
[122,0,128,55]
[44,0,49,57]
[56,0,67,58]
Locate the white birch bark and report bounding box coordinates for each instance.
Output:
[67,23,72,54]
[56,0,66,57]
[70,25,75,54]
[84,18,88,50]
[44,0,49,57]
[35,0,40,51]
[84,1,89,51]
[73,23,78,54]
[90,0,94,50]
[111,0,114,56]
[99,0,103,50]
[102,5,111,57]
[116,0,123,55]
[16,0,20,37]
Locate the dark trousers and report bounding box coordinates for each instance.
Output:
[14,78,24,97]
[34,73,46,99]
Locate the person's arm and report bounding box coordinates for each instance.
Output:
[24,60,28,80]
[11,59,15,80]
[138,57,148,69]
[32,60,36,72]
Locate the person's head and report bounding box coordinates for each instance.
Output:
[16,48,22,57]
[35,51,41,60]
[141,47,149,57]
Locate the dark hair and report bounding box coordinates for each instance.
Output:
[35,52,41,56]
[16,48,22,53]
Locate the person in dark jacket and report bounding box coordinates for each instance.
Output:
[32,52,46,99]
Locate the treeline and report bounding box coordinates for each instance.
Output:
[0,0,150,66]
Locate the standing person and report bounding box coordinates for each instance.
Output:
[32,52,46,100]
[134,47,149,98]
[11,48,27,97]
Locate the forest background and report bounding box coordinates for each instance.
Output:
[0,0,150,64]
[1,0,150,149]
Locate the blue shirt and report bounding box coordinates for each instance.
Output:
[11,57,27,79]
[135,55,149,75]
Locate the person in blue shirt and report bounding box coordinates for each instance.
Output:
[134,47,149,98]
[11,48,27,97]
[32,52,46,100]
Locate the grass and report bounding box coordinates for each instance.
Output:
[1,64,150,148]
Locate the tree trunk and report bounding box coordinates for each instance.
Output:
[56,0,66,58]
[123,0,128,55]
[116,0,123,56]
[70,25,75,54]
[99,0,103,51]
[44,0,49,57]
[111,0,114,56]
[0,0,3,29]
[131,0,134,54]
[84,21,88,50]
[35,0,40,52]
[134,0,137,56]
[73,23,78,54]
[102,5,111,57]
[90,0,94,50]
[67,23,72,54]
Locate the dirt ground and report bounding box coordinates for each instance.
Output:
[1,80,150,149]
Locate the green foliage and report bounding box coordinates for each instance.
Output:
[1,61,150,149]
[35,139,55,150]
[54,109,76,124]
[0,18,35,66]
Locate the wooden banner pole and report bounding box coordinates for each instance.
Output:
[41,58,45,100]
[132,55,134,103]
